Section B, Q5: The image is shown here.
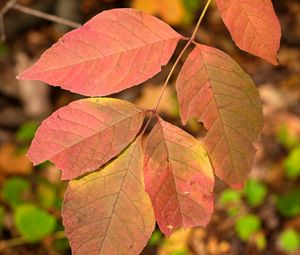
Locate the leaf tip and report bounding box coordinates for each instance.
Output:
[26,150,40,167]
[16,69,32,81]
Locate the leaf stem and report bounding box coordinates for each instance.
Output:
[153,0,212,113]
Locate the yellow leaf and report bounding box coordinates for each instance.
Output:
[131,0,160,15]
[160,0,185,25]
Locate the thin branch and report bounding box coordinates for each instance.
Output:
[0,0,17,16]
[12,4,82,29]
[153,0,212,112]
[0,0,81,41]
[0,230,66,251]
[0,0,17,41]
[137,0,212,135]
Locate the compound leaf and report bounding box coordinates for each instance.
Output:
[144,117,214,236]
[17,8,182,96]
[176,44,263,188]
[28,98,145,180]
[216,0,281,65]
[62,139,155,255]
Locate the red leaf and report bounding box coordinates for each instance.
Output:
[144,117,214,236]
[176,44,263,188]
[28,98,145,180]
[17,8,182,96]
[216,0,281,65]
[63,139,155,255]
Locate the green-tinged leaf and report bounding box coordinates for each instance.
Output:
[244,179,267,207]
[62,139,155,255]
[279,229,300,253]
[37,181,57,209]
[219,189,241,217]
[16,121,39,142]
[2,177,30,208]
[276,191,300,217]
[182,0,201,27]
[170,249,189,255]
[53,238,70,252]
[0,42,8,58]
[14,204,57,242]
[277,125,299,149]
[235,214,261,241]
[219,189,241,204]
[148,230,163,246]
[227,207,240,217]
[255,233,266,251]
[183,0,201,11]
[0,206,5,230]
[284,147,300,179]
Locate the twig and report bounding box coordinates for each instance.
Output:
[0,0,81,42]
[138,0,212,136]
[0,0,17,41]
[153,0,212,112]
[0,0,17,16]
[0,230,66,251]
[12,4,82,29]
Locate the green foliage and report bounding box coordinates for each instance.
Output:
[148,229,163,246]
[279,229,300,253]
[219,189,241,204]
[255,233,266,251]
[37,181,58,209]
[0,42,8,58]
[16,121,39,143]
[219,189,241,216]
[277,125,299,149]
[0,206,5,230]
[2,177,30,208]
[244,179,268,207]
[182,0,201,26]
[170,249,188,255]
[235,214,261,241]
[276,190,300,217]
[14,204,57,242]
[53,238,70,252]
[284,146,300,179]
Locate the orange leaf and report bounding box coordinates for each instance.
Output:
[63,139,155,254]
[216,0,281,64]
[144,117,214,236]
[0,143,32,176]
[17,8,182,96]
[176,44,263,188]
[28,98,146,180]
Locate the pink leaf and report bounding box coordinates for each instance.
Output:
[144,117,214,236]
[176,44,263,188]
[17,8,182,96]
[216,0,281,65]
[28,98,145,180]
[63,139,155,255]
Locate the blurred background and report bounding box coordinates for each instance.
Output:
[0,0,299,254]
